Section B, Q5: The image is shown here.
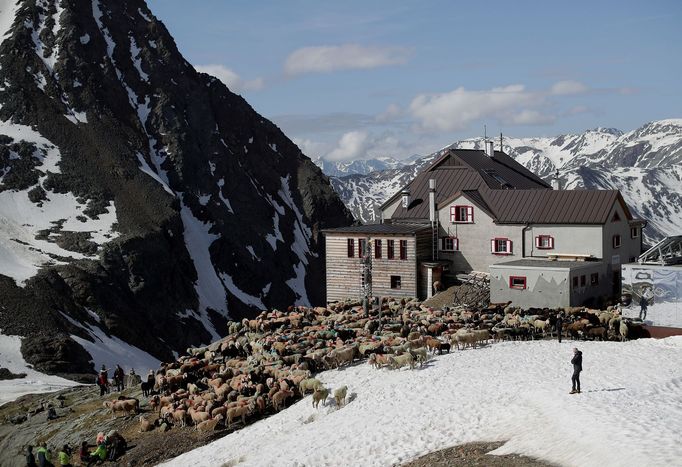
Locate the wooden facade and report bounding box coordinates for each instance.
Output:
[324,226,434,302]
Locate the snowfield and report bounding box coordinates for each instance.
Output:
[162,337,682,467]
[0,332,79,406]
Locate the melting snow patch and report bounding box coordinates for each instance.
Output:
[162,338,682,467]
[0,331,79,406]
[220,273,265,311]
[79,33,90,44]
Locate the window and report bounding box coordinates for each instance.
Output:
[580,275,586,287]
[611,211,620,222]
[399,240,408,260]
[374,239,382,259]
[535,235,554,249]
[441,237,459,251]
[509,276,527,289]
[630,227,639,239]
[613,234,622,249]
[359,238,367,258]
[591,273,599,286]
[387,240,395,259]
[483,169,509,186]
[390,275,401,289]
[572,276,578,289]
[491,238,512,255]
[450,205,474,223]
[347,238,355,258]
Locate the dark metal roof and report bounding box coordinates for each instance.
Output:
[490,259,605,269]
[322,223,431,235]
[388,149,549,219]
[483,189,625,224]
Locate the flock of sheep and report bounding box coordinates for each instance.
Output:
[127,298,645,435]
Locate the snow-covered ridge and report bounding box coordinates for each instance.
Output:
[326,120,682,240]
[163,337,682,467]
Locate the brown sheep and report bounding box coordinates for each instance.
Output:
[334,386,347,408]
[272,389,294,411]
[226,402,254,428]
[139,415,155,432]
[312,387,329,409]
[103,398,139,418]
[197,414,224,432]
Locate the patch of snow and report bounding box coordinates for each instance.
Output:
[269,143,277,152]
[0,331,79,406]
[219,273,265,311]
[216,178,233,213]
[135,152,173,195]
[0,0,19,42]
[67,320,161,376]
[180,199,227,341]
[148,40,157,49]
[129,35,149,82]
[137,7,152,22]
[198,194,211,206]
[245,245,259,261]
[248,137,253,144]
[72,79,82,88]
[79,33,90,44]
[162,337,682,467]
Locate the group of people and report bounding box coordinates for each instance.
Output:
[96,364,129,397]
[26,431,126,466]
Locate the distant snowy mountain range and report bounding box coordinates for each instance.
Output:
[319,119,682,242]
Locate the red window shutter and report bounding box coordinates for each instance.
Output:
[535,236,541,248]
[491,239,496,252]
[374,239,381,259]
[466,206,474,222]
[506,240,512,253]
[549,236,554,249]
[347,239,354,258]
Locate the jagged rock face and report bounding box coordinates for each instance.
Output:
[0,0,352,377]
[327,121,682,241]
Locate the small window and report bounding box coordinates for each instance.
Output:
[399,240,408,260]
[374,239,382,259]
[390,275,401,289]
[441,237,459,251]
[572,276,578,289]
[347,238,355,258]
[359,238,367,258]
[535,235,554,250]
[591,273,599,285]
[509,276,526,289]
[612,211,621,222]
[491,238,512,255]
[387,240,395,259]
[450,205,474,223]
[630,227,639,239]
[613,234,622,249]
[580,275,586,287]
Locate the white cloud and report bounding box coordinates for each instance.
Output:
[195,64,264,92]
[409,84,544,132]
[284,44,412,75]
[550,80,589,95]
[326,131,370,161]
[375,103,404,123]
[503,109,555,125]
[292,137,330,159]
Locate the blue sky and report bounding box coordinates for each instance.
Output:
[148,0,681,161]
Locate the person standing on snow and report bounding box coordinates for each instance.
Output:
[555,313,564,343]
[570,347,582,394]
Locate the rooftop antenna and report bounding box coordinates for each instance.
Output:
[484,124,487,145]
[500,132,503,152]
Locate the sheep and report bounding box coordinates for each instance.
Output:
[587,326,607,341]
[312,387,329,409]
[188,407,210,426]
[409,347,429,367]
[334,386,348,408]
[197,414,224,432]
[103,398,139,418]
[533,319,550,335]
[139,415,155,432]
[619,320,629,342]
[172,408,189,428]
[272,389,294,411]
[368,353,391,369]
[226,402,254,428]
[388,353,415,370]
[299,378,322,395]
[425,337,446,354]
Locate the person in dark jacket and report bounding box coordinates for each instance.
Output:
[26,445,37,467]
[639,294,648,320]
[570,347,583,394]
[113,364,125,392]
[555,314,564,343]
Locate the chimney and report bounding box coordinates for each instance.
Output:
[485,140,495,157]
[551,170,561,190]
[429,179,436,223]
[401,189,410,208]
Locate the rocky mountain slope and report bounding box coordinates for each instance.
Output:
[0,0,352,378]
[328,120,682,241]
[312,155,419,177]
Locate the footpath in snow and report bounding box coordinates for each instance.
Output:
[0,333,79,406]
[163,337,682,467]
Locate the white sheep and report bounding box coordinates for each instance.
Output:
[334,386,348,408]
